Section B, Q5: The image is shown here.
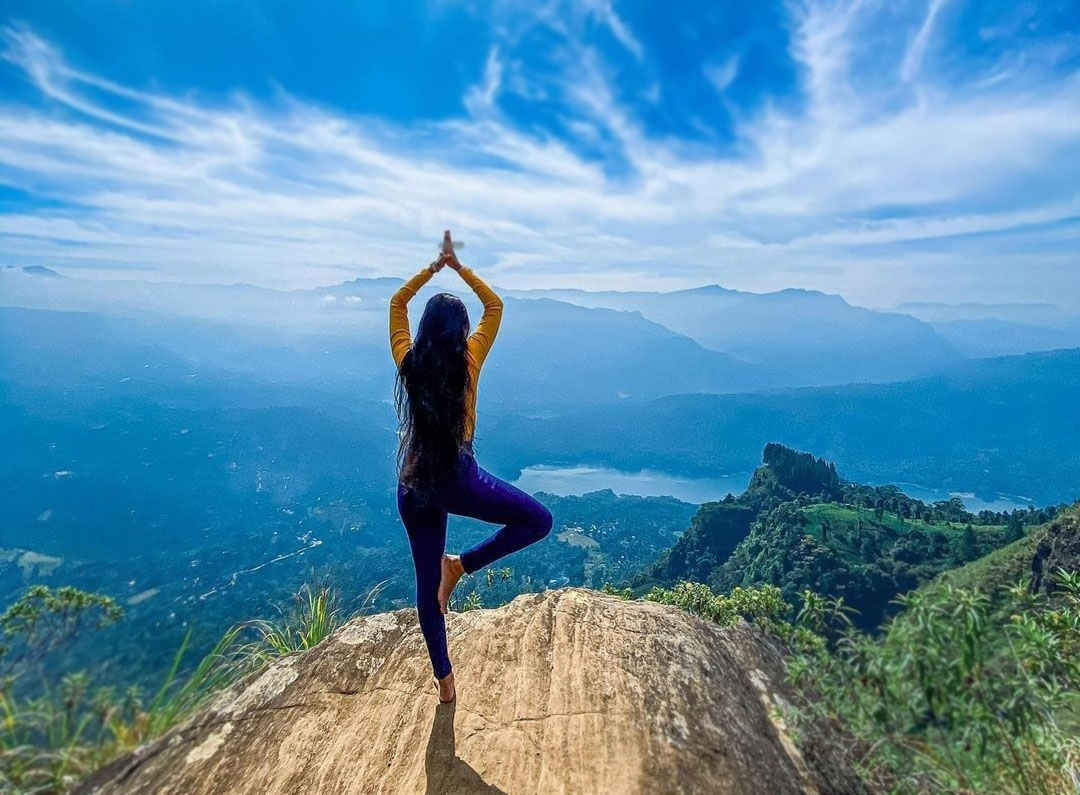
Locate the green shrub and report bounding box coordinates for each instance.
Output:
[462,592,484,612]
[0,586,253,794]
[786,571,1080,794]
[245,574,387,660]
[642,581,790,631]
[600,583,632,600]
[450,567,515,613]
[0,585,122,678]
[0,574,383,794]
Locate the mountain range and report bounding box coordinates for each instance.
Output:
[505,284,966,385]
[8,266,1080,397]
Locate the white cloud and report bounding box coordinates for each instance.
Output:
[1,6,1079,307]
[901,0,949,82]
[464,46,504,116]
[580,0,644,61]
[703,56,739,95]
[786,0,867,119]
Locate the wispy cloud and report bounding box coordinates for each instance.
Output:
[900,0,949,82]
[464,46,504,116]
[582,0,644,61]
[704,56,740,95]
[0,2,1078,306]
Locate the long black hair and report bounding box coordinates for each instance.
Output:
[394,292,470,494]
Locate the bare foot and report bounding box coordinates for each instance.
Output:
[433,671,456,703]
[438,554,465,615]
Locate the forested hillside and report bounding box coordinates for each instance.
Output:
[634,444,1061,628]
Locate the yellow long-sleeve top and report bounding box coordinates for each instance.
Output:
[389,265,503,442]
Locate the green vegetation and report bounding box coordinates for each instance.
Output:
[0,586,122,678]
[247,575,386,659]
[599,582,632,600]
[636,502,755,589]
[642,581,790,634]
[632,503,1080,791]
[786,572,1080,794]
[715,499,1014,628]
[0,586,255,794]
[624,570,1079,794]
[0,575,378,794]
[451,567,514,612]
[920,523,1048,599]
[639,444,1061,629]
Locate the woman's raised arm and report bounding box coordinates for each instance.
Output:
[455,265,503,369]
[389,264,436,367]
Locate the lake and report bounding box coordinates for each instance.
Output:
[513,465,752,504]
[515,465,1036,512]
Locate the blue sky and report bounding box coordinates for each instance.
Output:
[0,0,1078,306]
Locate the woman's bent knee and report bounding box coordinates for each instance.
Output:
[530,504,553,541]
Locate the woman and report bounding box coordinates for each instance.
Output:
[390,232,553,704]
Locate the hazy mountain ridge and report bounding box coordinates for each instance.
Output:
[0,281,777,411]
[8,268,1076,398]
[486,347,1080,505]
[504,282,963,386]
[896,300,1079,326]
[930,317,1080,358]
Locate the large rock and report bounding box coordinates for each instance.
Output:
[1031,505,1080,594]
[77,589,862,795]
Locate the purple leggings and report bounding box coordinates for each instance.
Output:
[397,452,553,679]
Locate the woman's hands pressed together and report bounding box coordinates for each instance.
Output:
[428,252,458,274]
[440,249,462,271]
[429,230,463,273]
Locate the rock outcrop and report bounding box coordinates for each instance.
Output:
[1031,505,1080,594]
[77,589,862,795]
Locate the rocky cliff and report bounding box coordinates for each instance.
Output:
[1031,505,1080,593]
[77,589,862,795]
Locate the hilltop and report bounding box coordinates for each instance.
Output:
[76,589,862,795]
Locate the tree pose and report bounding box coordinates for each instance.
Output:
[391,231,552,703]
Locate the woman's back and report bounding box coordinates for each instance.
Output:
[389,261,503,441]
